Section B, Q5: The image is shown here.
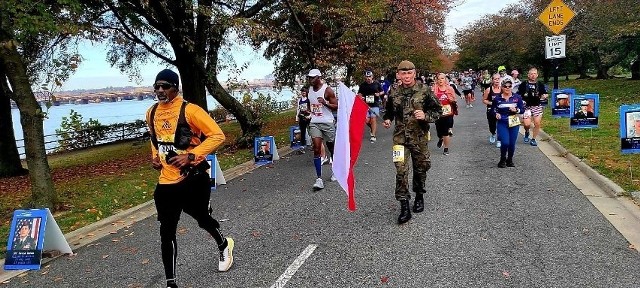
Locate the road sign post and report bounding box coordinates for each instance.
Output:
[538,0,575,89]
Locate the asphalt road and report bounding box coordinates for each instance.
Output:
[4,91,640,288]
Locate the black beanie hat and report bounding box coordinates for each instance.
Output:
[155,69,180,88]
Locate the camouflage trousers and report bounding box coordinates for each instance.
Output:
[394,141,431,201]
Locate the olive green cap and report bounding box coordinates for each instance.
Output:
[397,60,415,71]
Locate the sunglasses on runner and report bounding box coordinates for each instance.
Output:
[502,85,513,88]
[153,83,175,90]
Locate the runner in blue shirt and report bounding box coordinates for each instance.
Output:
[491,79,525,168]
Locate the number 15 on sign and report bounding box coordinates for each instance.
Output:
[545,35,566,59]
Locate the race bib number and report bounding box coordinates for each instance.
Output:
[158,144,175,158]
[442,104,452,116]
[311,104,323,117]
[365,95,375,104]
[392,145,405,163]
[508,115,521,127]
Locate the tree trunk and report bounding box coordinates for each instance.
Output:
[596,66,609,79]
[174,50,208,110]
[0,68,27,177]
[631,57,640,80]
[204,28,262,147]
[577,54,589,79]
[0,39,56,208]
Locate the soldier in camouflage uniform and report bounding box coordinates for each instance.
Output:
[383,60,442,224]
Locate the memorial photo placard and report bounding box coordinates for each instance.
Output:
[620,104,640,154]
[254,136,275,165]
[290,126,302,150]
[570,94,599,129]
[551,88,575,117]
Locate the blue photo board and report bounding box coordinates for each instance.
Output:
[290,126,302,150]
[206,154,217,190]
[254,136,275,165]
[620,104,640,154]
[4,209,47,270]
[551,88,575,117]
[570,94,599,129]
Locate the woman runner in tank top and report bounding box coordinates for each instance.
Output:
[482,73,502,147]
[433,73,457,155]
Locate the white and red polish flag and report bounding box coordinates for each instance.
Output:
[332,82,369,211]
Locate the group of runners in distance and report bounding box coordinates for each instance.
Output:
[293,63,549,225]
[295,64,550,188]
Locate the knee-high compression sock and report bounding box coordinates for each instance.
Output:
[314,157,322,178]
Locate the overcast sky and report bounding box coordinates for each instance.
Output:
[60,1,520,91]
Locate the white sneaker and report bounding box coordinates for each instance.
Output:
[489,134,496,144]
[330,174,337,182]
[469,104,473,108]
[321,156,329,165]
[313,178,324,190]
[218,237,234,272]
[370,136,376,143]
[496,141,502,148]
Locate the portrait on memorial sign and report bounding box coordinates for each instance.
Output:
[570,94,599,129]
[551,88,575,117]
[254,136,274,164]
[620,105,640,154]
[11,217,40,251]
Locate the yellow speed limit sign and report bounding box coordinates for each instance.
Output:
[538,0,575,35]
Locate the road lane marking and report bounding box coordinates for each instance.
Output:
[270,244,318,288]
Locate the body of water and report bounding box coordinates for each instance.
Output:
[10,88,295,153]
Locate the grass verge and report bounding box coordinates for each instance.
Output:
[542,78,640,194]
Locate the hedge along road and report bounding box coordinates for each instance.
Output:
[3,89,640,287]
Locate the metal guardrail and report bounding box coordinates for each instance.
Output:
[15,100,294,156]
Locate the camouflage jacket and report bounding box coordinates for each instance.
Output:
[383,82,442,145]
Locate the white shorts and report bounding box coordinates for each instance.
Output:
[523,106,544,119]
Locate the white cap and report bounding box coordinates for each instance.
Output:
[557,93,568,99]
[580,100,589,106]
[308,69,322,77]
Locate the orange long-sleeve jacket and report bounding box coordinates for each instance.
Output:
[145,96,225,184]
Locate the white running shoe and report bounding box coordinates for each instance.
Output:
[313,178,324,190]
[370,136,376,143]
[330,174,337,182]
[469,104,473,108]
[321,156,329,165]
[496,140,502,148]
[218,237,234,272]
[489,134,496,144]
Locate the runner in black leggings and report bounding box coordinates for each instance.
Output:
[482,73,502,147]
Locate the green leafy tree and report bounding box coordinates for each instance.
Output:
[0,0,90,207]
[249,0,453,86]
[85,0,276,147]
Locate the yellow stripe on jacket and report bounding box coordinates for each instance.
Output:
[145,96,225,184]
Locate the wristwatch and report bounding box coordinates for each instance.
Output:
[187,153,195,161]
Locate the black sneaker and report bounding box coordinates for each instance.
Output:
[437,138,443,148]
[506,160,515,167]
[167,280,178,288]
[498,160,507,168]
[443,148,449,155]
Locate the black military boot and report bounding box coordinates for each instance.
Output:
[413,194,424,213]
[506,157,515,167]
[398,200,412,224]
[498,157,507,168]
